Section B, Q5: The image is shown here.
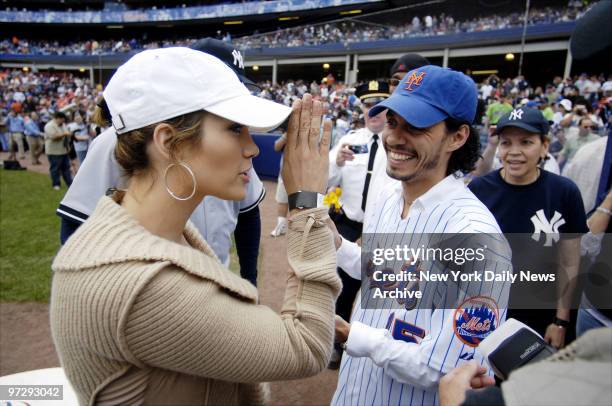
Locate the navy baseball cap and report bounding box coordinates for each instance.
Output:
[369,65,478,128]
[496,107,550,135]
[190,38,259,90]
[390,53,431,76]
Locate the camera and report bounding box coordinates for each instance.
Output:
[347,144,369,154]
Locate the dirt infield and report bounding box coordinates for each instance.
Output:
[0,154,338,405]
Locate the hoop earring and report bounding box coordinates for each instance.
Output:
[537,155,547,166]
[164,162,197,201]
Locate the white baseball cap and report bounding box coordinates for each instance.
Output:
[103,47,291,134]
[559,99,572,111]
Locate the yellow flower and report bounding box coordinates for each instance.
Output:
[324,187,342,212]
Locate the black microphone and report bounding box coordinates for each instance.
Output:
[479,318,557,380]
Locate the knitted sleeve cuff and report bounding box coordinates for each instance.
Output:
[286,207,341,297]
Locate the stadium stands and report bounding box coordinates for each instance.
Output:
[1,4,587,56]
[0,0,381,23]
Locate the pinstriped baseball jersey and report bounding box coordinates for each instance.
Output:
[332,175,512,406]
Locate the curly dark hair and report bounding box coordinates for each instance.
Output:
[444,117,481,176]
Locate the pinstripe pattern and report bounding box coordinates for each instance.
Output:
[332,175,511,406]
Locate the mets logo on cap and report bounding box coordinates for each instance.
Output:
[453,296,499,347]
[404,70,426,91]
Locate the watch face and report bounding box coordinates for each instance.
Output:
[289,191,319,211]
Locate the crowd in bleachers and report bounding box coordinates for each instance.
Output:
[1,2,590,55]
[0,36,196,56]
[1,69,100,131]
[2,1,257,12]
[236,4,587,49]
[254,72,611,144]
[1,0,359,23]
[2,65,610,182]
[0,69,102,183]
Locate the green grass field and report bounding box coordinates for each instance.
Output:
[0,169,64,302]
[0,168,242,302]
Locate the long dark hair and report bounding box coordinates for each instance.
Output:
[444,117,480,176]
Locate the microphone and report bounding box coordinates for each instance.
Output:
[479,318,557,380]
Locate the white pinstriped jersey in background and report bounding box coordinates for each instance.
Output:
[332,174,512,406]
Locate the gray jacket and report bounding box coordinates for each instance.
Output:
[502,328,612,406]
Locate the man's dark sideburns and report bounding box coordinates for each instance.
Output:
[444,117,480,176]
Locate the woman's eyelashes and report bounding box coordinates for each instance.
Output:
[229,124,244,135]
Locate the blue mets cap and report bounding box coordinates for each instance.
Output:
[368,65,478,127]
[496,107,550,135]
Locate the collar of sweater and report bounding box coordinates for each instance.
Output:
[53,195,258,302]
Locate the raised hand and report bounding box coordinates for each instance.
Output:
[282,93,332,195]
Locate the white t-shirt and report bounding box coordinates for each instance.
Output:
[57,128,265,267]
[480,84,494,99]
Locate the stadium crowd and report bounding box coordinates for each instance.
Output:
[2,65,610,192]
[236,4,587,49]
[1,69,102,188]
[0,0,352,23]
[2,1,266,12]
[1,2,590,55]
[256,72,611,145]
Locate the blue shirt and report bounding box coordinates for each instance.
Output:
[8,115,25,133]
[24,120,43,137]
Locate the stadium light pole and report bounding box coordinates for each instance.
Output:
[518,0,530,76]
[272,59,278,85]
[344,54,350,85]
[98,55,102,86]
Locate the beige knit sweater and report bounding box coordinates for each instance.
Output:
[50,195,341,406]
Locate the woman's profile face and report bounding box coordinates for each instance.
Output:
[182,113,259,201]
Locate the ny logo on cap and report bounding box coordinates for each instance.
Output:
[368,81,379,91]
[509,108,524,120]
[232,50,244,69]
[404,71,426,91]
